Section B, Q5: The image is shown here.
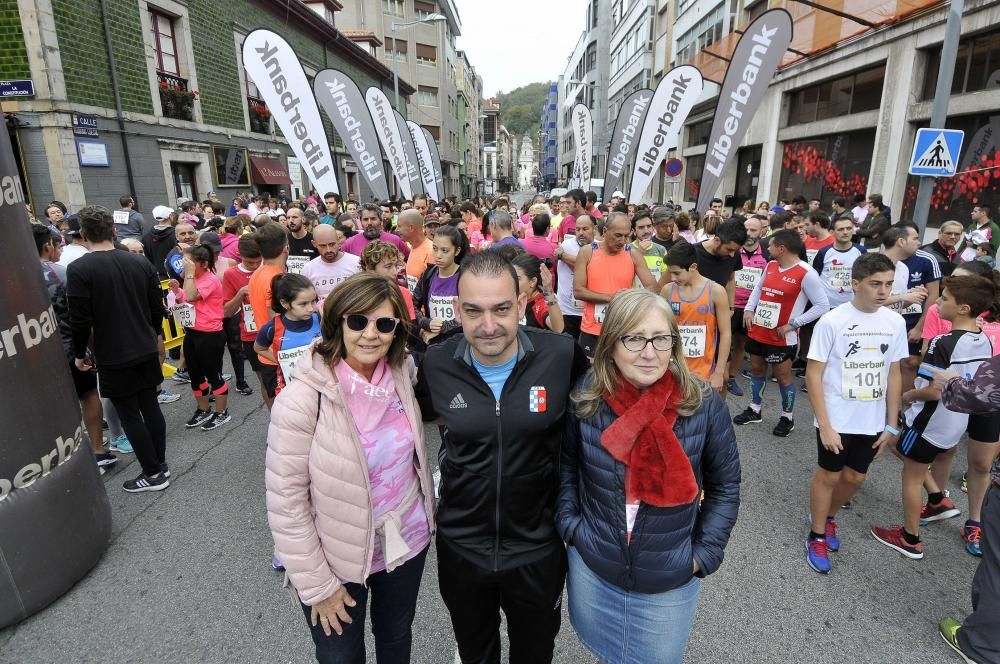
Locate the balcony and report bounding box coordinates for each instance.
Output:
[158,71,198,122]
[248,95,271,134]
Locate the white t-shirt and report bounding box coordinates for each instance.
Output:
[557,237,583,316]
[301,252,361,304]
[807,302,909,434]
[57,243,88,267]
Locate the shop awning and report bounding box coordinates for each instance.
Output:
[250,158,291,185]
[690,0,946,83]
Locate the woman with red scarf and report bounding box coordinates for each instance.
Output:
[556,288,741,664]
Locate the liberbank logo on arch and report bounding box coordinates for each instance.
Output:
[0,304,58,363]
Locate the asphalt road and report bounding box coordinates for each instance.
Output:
[0,361,984,664]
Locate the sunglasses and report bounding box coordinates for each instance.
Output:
[343,314,400,334]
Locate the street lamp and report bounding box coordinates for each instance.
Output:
[392,12,448,108]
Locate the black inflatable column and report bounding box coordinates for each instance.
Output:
[0,127,111,629]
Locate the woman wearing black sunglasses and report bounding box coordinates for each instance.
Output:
[266,272,434,664]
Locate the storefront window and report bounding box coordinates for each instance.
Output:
[785,66,885,127]
[901,113,1000,228]
[684,154,705,202]
[777,130,875,207]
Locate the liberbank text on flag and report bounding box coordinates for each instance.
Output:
[242,30,339,195]
[696,9,792,213]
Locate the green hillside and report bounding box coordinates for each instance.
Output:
[497,81,551,138]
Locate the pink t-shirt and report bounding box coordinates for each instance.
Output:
[921,303,1000,356]
[301,253,360,304]
[334,359,430,573]
[176,271,224,332]
[522,234,556,262]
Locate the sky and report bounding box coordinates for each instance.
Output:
[455,0,589,97]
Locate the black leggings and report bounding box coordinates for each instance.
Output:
[183,329,228,397]
[223,314,246,384]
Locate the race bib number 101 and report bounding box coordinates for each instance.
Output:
[841,357,886,401]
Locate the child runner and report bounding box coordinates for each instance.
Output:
[253,274,322,395]
[662,241,731,390]
[735,230,829,436]
[361,240,416,322]
[168,244,231,431]
[412,225,468,345]
[871,274,1000,560]
[511,253,563,332]
[803,253,907,574]
[221,236,263,397]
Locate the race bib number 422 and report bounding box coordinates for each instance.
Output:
[752,300,780,330]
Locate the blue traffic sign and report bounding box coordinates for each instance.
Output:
[909,128,964,177]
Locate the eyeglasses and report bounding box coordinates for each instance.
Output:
[619,334,675,352]
[343,314,400,334]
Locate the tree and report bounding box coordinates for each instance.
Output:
[496,82,551,138]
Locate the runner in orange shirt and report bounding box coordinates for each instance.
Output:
[247,221,288,409]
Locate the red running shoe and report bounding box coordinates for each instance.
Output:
[920,497,961,523]
[871,525,924,559]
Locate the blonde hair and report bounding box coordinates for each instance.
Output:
[573,289,704,419]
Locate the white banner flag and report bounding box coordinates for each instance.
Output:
[365,87,412,199]
[407,120,439,200]
[572,104,593,192]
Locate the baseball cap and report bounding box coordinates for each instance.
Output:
[152,205,174,221]
[63,215,81,237]
[425,213,441,226]
[198,231,223,253]
[612,190,625,199]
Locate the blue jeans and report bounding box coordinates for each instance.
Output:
[566,545,701,664]
[300,546,428,664]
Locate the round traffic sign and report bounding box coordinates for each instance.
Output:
[664,158,684,177]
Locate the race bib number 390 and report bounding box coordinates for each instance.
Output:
[752,300,780,329]
[735,267,762,292]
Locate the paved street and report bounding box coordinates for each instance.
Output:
[0,365,982,664]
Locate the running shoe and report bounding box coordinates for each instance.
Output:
[870,525,924,559]
[157,389,181,404]
[433,468,442,499]
[773,416,795,437]
[185,409,213,428]
[272,552,285,570]
[961,472,968,494]
[235,381,254,396]
[733,407,763,425]
[726,378,744,397]
[109,434,133,454]
[122,472,170,493]
[962,522,982,558]
[740,368,754,380]
[201,410,232,431]
[806,537,830,574]
[921,497,961,523]
[171,369,191,384]
[824,517,840,552]
[95,452,118,469]
[222,373,232,382]
[939,618,978,664]
[800,383,809,394]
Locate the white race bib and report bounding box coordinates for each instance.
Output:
[286,255,309,275]
[242,303,257,333]
[960,246,978,263]
[806,249,819,265]
[171,303,196,329]
[735,267,762,292]
[112,210,130,225]
[827,265,852,290]
[752,300,780,329]
[594,303,608,324]
[892,293,923,316]
[429,295,456,321]
[841,356,886,401]
[406,275,418,292]
[678,324,707,358]
[572,298,583,309]
[277,346,309,384]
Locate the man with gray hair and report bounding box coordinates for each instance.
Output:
[489,210,524,248]
[921,219,963,277]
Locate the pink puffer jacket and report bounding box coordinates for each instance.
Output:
[265,347,434,606]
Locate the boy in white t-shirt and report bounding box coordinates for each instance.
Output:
[804,253,908,574]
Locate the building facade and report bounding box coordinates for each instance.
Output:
[456,50,483,199]
[538,83,558,190]
[517,135,536,190]
[0,0,414,218]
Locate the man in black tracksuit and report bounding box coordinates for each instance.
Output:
[417,251,587,664]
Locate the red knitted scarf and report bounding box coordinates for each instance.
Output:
[601,371,698,507]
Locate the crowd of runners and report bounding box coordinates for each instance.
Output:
[36,187,1000,663]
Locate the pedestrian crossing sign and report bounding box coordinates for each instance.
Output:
[908,128,964,177]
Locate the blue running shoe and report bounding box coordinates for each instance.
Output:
[272,552,285,570]
[824,517,840,552]
[109,434,133,454]
[963,522,982,557]
[726,378,744,396]
[806,537,830,574]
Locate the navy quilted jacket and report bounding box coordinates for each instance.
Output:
[556,382,741,594]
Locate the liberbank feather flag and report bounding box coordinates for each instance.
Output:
[604,88,653,199]
[422,127,446,201]
[407,120,438,201]
[572,103,593,191]
[365,87,411,199]
[242,30,339,195]
[314,69,388,201]
[696,8,793,213]
[628,65,702,203]
[394,109,425,197]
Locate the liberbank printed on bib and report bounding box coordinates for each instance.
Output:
[842,357,886,401]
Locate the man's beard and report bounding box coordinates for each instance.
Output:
[364,226,381,240]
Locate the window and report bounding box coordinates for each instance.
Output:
[416,43,437,65]
[684,155,705,202]
[779,130,875,205]
[244,66,260,99]
[785,65,885,126]
[586,42,597,73]
[423,125,440,141]
[383,0,404,18]
[414,0,435,19]
[923,27,1000,99]
[385,37,407,62]
[150,11,178,74]
[417,85,439,106]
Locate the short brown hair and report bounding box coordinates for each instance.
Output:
[316,273,410,367]
[359,240,403,271]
